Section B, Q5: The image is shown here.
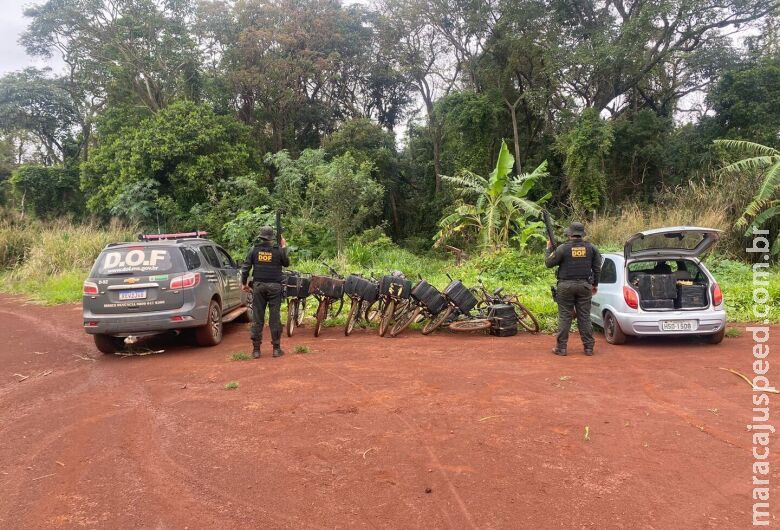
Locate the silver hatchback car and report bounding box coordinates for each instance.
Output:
[590,227,726,345]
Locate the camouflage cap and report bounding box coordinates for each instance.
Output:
[564,222,586,237]
[258,225,275,241]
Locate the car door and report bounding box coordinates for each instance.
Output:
[215,246,242,308]
[590,257,618,326]
[201,245,234,309]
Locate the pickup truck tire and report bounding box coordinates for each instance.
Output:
[195,300,223,346]
[94,334,124,354]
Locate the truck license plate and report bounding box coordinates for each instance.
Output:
[661,320,697,332]
[118,289,147,301]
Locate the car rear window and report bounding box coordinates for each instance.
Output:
[93,246,180,276]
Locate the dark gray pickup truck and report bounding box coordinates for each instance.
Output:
[82,233,251,353]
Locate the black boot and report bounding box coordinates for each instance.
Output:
[272,346,284,358]
[552,347,567,356]
[252,343,261,359]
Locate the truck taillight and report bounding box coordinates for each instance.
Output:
[623,285,639,309]
[83,281,99,295]
[712,283,723,306]
[170,272,200,290]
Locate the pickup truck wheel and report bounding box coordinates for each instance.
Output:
[195,300,223,346]
[705,328,725,344]
[603,311,627,345]
[93,334,123,354]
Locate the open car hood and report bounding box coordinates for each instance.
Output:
[624,227,722,260]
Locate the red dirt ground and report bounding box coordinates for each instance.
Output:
[0,294,777,529]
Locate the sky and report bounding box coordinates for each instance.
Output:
[0,0,61,75]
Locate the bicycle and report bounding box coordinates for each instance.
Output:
[282,270,311,337]
[420,274,479,335]
[343,273,380,336]
[449,277,540,333]
[376,272,412,337]
[309,263,345,337]
[389,276,448,337]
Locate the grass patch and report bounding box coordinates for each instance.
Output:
[224,381,240,390]
[725,327,743,338]
[231,352,251,361]
[294,345,310,354]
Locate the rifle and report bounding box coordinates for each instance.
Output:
[275,210,282,247]
[542,209,557,250]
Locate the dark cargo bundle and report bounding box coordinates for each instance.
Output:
[283,271,310,299]
[380,275,412,299]
[411,280,447,315]
[344,274,379,303]
[487,304,516,320]
[642,299,675,310]
[310,274,345,299]
[635,274,676,300]
[443,280,478,313]
[678,284,707,308]
[488,304,519,336]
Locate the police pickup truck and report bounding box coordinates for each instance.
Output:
[82,233,251,353]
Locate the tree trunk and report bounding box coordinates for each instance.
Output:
[432,123,442,194]
[506,97,522,175]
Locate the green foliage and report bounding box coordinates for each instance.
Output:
[10,164,82,218]
[231,352,251,361]
[221,206,275,256]
[716,139,780,254]
[436,140,549,250]
[224,381,240,390]
[82,101,255,226]
[557,108,613,215]
[309,154,384,255]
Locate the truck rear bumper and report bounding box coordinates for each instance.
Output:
[83,302,209,336]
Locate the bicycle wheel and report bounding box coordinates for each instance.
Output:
[422,305,454,335]
[512,300,540,333]
[389,305,421,337]
[378,299,395,337]
[315,298,330,337]
[296,298,307,326]
[330,296,344,318]
[393,298,410,319]
[449,319,492,332]
[286,298,298,337]
[345,298,361,336]
[366,299,383,322]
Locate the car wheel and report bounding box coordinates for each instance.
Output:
[93,334,124,354]
[705,328,725,344]
[603,311,627,345]
[195,300,223,346]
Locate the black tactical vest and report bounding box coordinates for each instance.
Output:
[250,244,285,283]
[557,240,595,281]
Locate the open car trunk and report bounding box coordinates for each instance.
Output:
[627,258,711,311]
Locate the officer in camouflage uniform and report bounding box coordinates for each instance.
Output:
[544,222,602,356]
[241,226,290,359]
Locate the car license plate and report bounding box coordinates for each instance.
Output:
[661,320,697,332]
[118,289,147,301]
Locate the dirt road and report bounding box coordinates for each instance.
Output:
[0,295,776,529]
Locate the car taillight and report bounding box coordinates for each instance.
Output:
[83,281,99,295]
[712,283,723,306]
[170,272,200,290]
[623,285,639,309]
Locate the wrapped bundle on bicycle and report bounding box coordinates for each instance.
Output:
[443,280,478,313]
[411,280,447,315]
[345,274,380,303]
[379,274,412,299]
[283,271,310,299]
[310,274,345,299]
[487,304,518,337]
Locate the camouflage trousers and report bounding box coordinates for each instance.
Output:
[555,279,595,351]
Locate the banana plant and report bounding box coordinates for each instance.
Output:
[716,139,780,254]
[434,140,550,250]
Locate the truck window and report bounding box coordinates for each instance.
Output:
[181,247,201,270]
[201,246,221,268]
[600,258,617,284]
